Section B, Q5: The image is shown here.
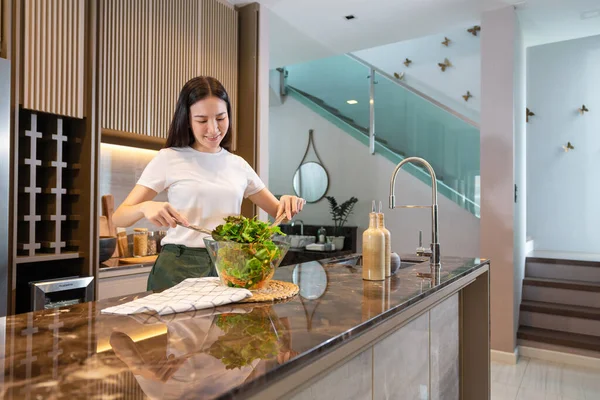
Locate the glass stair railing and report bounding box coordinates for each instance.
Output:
[283,53,480,217]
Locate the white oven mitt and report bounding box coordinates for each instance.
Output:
[101,277,252,316]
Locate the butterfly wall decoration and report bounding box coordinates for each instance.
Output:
[462,91,472,102]
[403,58,412,67]
[438,58,452,72]
[578,105,589,115]
[562,142,575,152]
[467,25,481,36]
[393,72,405,80]
[526,108,535,123]
[441,37,451,47]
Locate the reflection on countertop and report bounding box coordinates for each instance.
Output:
[1,253,488,399]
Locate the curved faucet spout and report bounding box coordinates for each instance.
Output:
[389,157,441,269]
[389,157,438,209]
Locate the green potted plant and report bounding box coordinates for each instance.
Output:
[325,196,358,250]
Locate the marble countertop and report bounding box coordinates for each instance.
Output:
[1,254,489,399]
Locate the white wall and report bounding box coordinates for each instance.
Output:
[352,26,481,122]
[480,6,520,354]
[527,34,600,253]
[513,15,527,346]
[269,95,480,257]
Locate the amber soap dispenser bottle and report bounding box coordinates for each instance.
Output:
[362,201,386,281]
[377,201,392,277]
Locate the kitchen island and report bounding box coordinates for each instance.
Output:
[0,254,490,399]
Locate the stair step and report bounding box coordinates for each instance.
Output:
[523,283,600,308]
[520,300,600,321]
[520,308,600,337]
[517,326,600,352]
[526,258,600,282]
[523,277,600,292]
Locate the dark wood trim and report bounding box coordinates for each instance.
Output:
[16,252,82,264]
[86,0,100,296]
[518,326,600,352]
[460,268,490,400]
[8,0,23,315]
[236,2,259,218]
[523,277,600,293]
[1,0,10,59]
[527,256,600,268]
[101,129,166,151]
[521,300,600,321]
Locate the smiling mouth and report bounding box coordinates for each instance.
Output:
[205,134,221,141]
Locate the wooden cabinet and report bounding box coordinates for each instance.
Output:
[22,0,86,118]
[97,266,152,300]
[99,0,237,144]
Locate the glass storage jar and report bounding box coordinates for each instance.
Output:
[133,228,148,257]
[156,230,167,253]
[147,231,158,255]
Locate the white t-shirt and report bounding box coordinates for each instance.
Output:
[137,146,265,248]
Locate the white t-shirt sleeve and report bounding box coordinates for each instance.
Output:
[137,150,168,193]
[241,158,266,198]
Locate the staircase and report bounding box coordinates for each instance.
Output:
[282,53,481,217]
[517,255,600,357]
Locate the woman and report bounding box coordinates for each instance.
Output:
[113,76,305,291]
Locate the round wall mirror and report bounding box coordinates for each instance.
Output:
[292,162,329,203]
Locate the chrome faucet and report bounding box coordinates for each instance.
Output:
[290,219,304,236]
[389,157,441,274]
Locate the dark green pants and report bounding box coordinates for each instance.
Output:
[147,244,217,292]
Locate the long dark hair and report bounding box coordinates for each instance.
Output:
[165,76,233,150]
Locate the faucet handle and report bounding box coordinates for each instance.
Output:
[416,230,432,257]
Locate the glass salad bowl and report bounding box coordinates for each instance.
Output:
[203,236,291,290]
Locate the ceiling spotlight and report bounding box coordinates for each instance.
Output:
[347,100,358,104]
[344,15,355,20]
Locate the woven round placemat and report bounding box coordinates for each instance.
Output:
[237,280,299,303]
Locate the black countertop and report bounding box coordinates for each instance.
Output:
[1,254,489,399]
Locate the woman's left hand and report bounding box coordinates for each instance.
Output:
[277,195,306,220]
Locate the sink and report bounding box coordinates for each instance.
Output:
[399,261,417,269]
[288,235,316,249]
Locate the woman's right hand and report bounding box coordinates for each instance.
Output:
[140,201,188,228]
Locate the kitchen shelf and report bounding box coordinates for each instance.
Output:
[21,161,82,170]
[40,188,80,196]
[20,187,42,194]
[16,252,82,264]
[41,215,80,221]
[17,243,41,251]
[40,136,82,144]
[41,241,66,250]
[101,128,165,150]
[23,158,41,166]
[16,113,83,258]
[18,215,41,222]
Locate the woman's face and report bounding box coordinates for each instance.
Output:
[189,96,229,153]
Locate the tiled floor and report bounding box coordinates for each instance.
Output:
[491,357,600,400]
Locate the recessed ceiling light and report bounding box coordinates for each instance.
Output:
[581,9,600,19]
[347,100,358,104]
[344,15,355,20]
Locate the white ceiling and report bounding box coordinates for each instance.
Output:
[516,0,600,47]
[230,0,600,67]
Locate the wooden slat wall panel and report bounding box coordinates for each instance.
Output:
[22,0,85,118]
[100,0,151,135]
[101,0,237,141]
[199,0,238,149]
[147,0,200,138]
